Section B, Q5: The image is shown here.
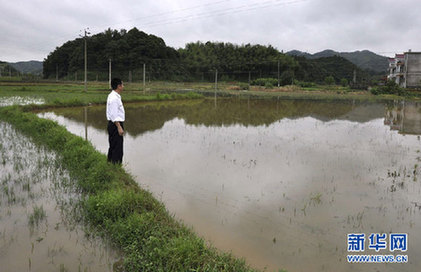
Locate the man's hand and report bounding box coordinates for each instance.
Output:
[115,121,125,136]
[118,126,124,136]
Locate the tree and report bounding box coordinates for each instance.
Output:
[325,75,335,85]
[280,70,294,86]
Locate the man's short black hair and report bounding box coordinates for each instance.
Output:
[111,78,122,90]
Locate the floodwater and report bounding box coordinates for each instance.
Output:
[0,122,119,272]
[38,98,421,272]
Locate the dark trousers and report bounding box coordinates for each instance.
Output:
[107,121,124,164]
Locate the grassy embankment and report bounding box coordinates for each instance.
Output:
[0,83,263,271]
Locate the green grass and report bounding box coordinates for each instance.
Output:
[0,82,205,108]
[0,76,24,82]
[0,105,257,271]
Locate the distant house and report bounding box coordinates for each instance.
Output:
[388,51,421,88]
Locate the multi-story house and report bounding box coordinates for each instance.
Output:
[387,51,421,88]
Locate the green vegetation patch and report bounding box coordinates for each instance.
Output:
[0,82,204,108]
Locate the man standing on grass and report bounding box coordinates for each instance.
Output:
[106,78,125,164]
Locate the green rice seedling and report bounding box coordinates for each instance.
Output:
[22,181,30,192]
[309,193,322,205]
[28,205,47,227]
[7,187,16,204]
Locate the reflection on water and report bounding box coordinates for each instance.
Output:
[0,122,119,271]
[39,98,421,272]
[40,98,388,136]
[384,100,421,135]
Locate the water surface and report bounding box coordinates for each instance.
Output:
[0,122,119,271]
[39,98,421,272]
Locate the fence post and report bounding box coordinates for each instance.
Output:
[143,63,146,94]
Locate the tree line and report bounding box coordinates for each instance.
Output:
[43,27,370,85]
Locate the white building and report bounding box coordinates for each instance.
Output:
[387,51,421,88]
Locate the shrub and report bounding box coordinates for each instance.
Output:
[251,78,277,86]
[280,70,294,86]
[265,82,274,89]
[370,80,406,96]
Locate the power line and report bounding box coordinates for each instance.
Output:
[92,0,237,31]
[139,0,307,28]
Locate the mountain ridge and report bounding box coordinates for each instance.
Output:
[9,60,43,74]
[286,49,388,73]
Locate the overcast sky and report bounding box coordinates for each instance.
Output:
[1,0,420,62]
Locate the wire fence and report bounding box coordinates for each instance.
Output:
[1,57,370,89]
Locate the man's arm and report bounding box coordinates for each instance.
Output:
[114,121,124,136]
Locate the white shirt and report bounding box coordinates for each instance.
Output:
[106,90,125,122]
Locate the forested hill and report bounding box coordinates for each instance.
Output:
[9,61,43,75]
[293,55,370,84]
[178,41,297,82]
[43,27,371,84]
[43,28,179,80]
[286,49,388,73]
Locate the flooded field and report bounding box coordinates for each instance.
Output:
[0,122,119,271]
[38,98,421,271]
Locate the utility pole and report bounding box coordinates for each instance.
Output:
[353,69,357,85]
[56,64,58,82]
[214,69,218,99]
[108,58,112,88]
[80,28,90,92]
[84,107,88,141]
[143,63,146,94]
[277,59,280,87]
[248,71,251,89]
